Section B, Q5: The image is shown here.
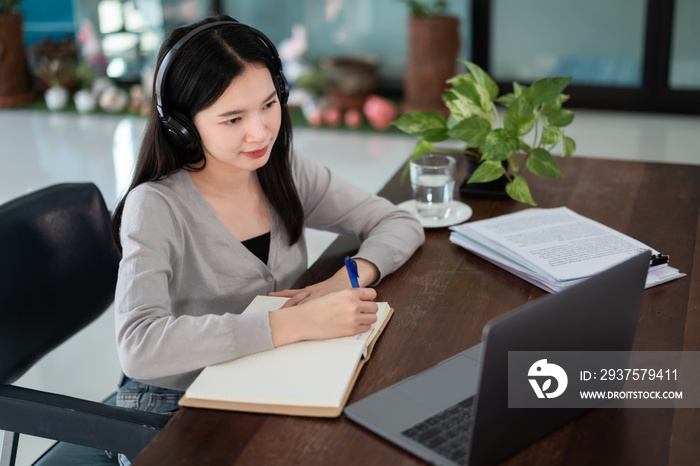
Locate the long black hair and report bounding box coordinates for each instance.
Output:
[111,15,303,253]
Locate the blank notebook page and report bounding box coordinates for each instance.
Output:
[185,295,390,408]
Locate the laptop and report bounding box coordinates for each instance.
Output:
[344,251,650,466]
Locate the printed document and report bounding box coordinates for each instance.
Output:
[450,207,684,292]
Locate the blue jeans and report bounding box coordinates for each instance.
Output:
[112,373,184,466]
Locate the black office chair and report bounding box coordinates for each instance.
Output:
[0,183,169,466]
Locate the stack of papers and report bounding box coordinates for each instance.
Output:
[449,207,685,293]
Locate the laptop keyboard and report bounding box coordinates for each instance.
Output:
[401,397,474,465]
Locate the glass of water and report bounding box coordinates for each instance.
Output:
[409,153,457,220]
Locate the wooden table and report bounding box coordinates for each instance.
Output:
[133,157,700,466]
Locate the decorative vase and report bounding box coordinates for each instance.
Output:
[74,89,96,113]
[321,55,378,111]
[0,13,35,107]
[458,155,510,200]
[45,85,69,111]
[403,15,459,116]
[98,86,128,112]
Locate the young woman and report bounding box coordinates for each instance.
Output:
[111,14,423,454]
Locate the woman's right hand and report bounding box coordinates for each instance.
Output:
[269,288,379,347]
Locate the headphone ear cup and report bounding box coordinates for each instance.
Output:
[275,70,289,106]
[160,111,199,150]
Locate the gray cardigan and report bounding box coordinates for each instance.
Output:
[115,152,424,390]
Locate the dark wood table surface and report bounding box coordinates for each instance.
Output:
[133,156,700,466]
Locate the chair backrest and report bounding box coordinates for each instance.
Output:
[0,183,120,384]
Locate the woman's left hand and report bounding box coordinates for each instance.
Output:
[270,258,380,308]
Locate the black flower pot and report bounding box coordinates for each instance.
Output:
[458,155,510,200]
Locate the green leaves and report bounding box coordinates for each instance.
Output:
[496,93,516,107]
[547,108,576,127]
[444,84,492,123]
[448,79,491,114]
[506,176,536,206]
[504,96,535,137]
[468,160,506,183]
[562,136,576,157]
[445,61,498,123]
[527,76,572,106]
[391,111,448,142]
[526,148,562,178]
[482,129,519,162]
[410,140,436,160]
[540,124,563,146]
[457,59,499,101]
[541,93,570,116]
[391,59,577,206]
[448,116,491,148]
[0,0,22,14]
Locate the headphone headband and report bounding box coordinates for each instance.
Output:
[155,19,288,150]
[155,21,234,116]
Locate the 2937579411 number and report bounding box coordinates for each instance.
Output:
[598,368,677,381]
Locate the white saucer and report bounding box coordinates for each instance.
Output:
[398,200,473,228]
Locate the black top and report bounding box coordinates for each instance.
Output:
[241,232,271,265]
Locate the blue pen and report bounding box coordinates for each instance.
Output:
[344,256,360,288]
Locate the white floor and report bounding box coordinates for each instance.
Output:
[1,107,699,465]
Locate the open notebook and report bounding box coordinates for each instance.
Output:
[179,295,393,417]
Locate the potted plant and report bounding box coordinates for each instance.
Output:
[392,60,577,206]
[34,57,69,110]
[0,0,35,107]
[73,62,97,113]
[398,0,459,116]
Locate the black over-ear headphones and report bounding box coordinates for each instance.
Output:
[154,19,289,150]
